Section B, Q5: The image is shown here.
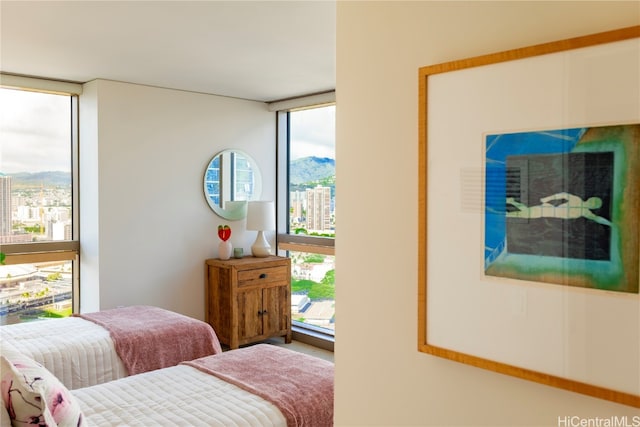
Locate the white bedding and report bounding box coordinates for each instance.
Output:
[73,364,287,427]
[0,317,127,389]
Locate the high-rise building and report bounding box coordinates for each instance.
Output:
[0,175,12,236]
[306,185,331,232]
[51,221,72,240]
[290,190,306,226]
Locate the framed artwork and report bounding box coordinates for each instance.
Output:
[418,26,640,407]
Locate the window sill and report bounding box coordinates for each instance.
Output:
[292,324,334,353]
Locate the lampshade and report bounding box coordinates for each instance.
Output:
[246,201,275,231]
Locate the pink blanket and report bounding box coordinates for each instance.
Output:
[78,305,222,375]
[183,344,334,427]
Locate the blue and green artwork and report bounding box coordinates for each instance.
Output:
[484,124,639,293]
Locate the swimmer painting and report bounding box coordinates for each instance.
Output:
[505,193,611,226]
[483,124,639,294]
[504,151,613,261]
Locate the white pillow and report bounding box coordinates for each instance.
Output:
[0,353,86,427]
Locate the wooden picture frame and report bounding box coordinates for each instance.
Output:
[418,26,640,408]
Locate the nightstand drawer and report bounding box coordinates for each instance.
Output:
[237,266,288,287]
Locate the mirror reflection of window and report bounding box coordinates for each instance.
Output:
[204,156,221,206]
[203,149,261,220]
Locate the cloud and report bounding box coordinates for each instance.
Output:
[0,88,71,174]
[289,105,335,160]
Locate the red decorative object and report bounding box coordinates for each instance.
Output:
[217,225,231,241]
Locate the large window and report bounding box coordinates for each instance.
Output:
[0,85,79,325]
[276,101,335,344]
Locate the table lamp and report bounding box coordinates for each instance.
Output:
[246,201,275,257]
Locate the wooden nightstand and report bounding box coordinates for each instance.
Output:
[205,256,292,349]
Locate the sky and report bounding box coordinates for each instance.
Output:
[289,104,335,161]
[0,87,71,174]
[0,87,334,173]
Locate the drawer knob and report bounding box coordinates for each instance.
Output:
[259,273,268,279]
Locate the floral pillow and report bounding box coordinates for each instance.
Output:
[0,354,86,427]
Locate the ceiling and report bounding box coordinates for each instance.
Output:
[0,1,336,103]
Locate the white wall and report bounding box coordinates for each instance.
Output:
[79,79,275,319]
[335,2,639,426]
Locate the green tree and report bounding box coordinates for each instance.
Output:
[304,254,325,263]
[321,269,335,285]
[46,272,62,281]
[291,277,334,300]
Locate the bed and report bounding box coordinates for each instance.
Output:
[0,305,222,389]
[1,343,334,427]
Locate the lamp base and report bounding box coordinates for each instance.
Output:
[251,230,272,257]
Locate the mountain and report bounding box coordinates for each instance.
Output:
[3,171,71,188]
[290,156,335,185]
[3,158,333,190]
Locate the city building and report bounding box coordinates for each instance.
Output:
[0,175,12,236]
[306,185,331,232]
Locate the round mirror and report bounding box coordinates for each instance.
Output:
[203,149,262,220]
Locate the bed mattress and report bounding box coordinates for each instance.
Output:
[73,364,287,426]
[0,306,222,390]
[0,316,127,389]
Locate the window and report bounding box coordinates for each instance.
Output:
[0,85,79,325]
[276,101,335,346]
